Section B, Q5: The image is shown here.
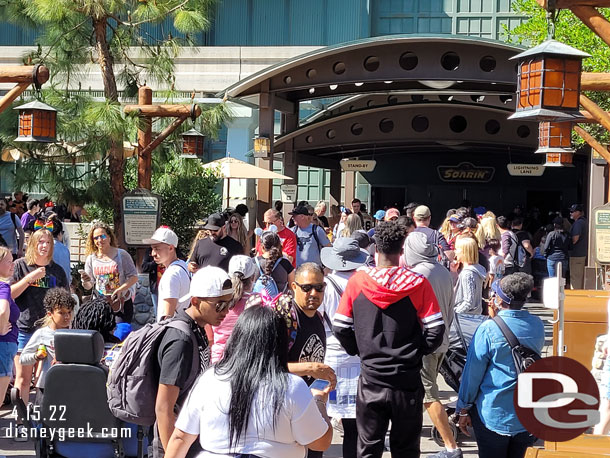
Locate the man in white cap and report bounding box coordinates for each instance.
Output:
[153,266,233,457]
[413,204,454,263]
[143,226,191,321]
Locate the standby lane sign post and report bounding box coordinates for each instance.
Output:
[122,189,162,246]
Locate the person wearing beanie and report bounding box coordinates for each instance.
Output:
[404,232,461,458]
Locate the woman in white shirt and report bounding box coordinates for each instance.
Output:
[165,305,333,458]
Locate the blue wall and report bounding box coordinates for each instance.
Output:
[0,0,524,46]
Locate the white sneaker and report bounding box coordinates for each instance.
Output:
[14,424,28,442]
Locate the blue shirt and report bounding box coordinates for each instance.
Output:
[53,239,72,283]
[570,216,588,257]
[456,309,545,435]
[0,212,21,254]
[293,224,330,267]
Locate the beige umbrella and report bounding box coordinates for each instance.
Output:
[201,156,291,207]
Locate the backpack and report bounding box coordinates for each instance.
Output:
[493,316,541,374]
[107,319,200,426]
[433,230,451,270]
[508,232,526,270]
[252,257,283,296]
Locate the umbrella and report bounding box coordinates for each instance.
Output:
[202,157,292,207]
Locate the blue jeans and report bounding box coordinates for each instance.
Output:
[471,407,536,458]
[0,341,18,377]
[547,258,567,278]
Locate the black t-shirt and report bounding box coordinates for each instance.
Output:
[318,215,329,228]
[288,302,326,386]
[253,256,294,293]
[414,226,451,251]
[189,236,243,272]
[515,230,533,257]
[13,259,69,333]
[155,310,209,406]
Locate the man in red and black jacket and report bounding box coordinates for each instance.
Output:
[333,221,445,458]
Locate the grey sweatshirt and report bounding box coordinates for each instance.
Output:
[454,263,487,315]
[404,232,455,353]
[20,326,56,389]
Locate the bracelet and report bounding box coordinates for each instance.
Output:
[458,412,470,417]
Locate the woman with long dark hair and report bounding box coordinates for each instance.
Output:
[165,306,332,458]
[254,229,295,293]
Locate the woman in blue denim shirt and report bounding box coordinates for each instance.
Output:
[456,273,545,458]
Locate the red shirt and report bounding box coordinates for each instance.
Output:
[255,226,297,267]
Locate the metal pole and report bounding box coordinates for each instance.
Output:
[557,261,566,356]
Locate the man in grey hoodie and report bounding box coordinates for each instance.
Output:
[404,232,462,458]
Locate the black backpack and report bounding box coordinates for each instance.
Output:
[493,316,541,373]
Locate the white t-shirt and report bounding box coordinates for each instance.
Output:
[175,370,328,458]
[157,259,191,321]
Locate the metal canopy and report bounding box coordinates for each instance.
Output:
[274,102,538,164]
[220,35,524,109]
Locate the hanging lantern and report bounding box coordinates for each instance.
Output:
[14,100,57,142]
[509,40,589,122]
[253,136,271,158]
[180,128,205,159]
[536,121,575,167]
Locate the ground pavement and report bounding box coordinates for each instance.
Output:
[0,303,554,457]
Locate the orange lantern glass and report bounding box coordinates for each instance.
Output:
[536,121,575,167]
[509,40,589,122]
[14,100,57,142]
[181,128,205,158]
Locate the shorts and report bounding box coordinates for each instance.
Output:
[421,351,445,403]
[17,331,33,352]
[0,341,18,377]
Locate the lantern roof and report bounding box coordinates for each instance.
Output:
[13,100,57,112]
[510,39,590,61]
[509,109,585,122]
[181,128,205,137]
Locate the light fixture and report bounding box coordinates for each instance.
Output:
[14,100,57,142]
[418,80,456,90]
[536,121,575,167]
[509,40,589,121]
[181,128,205,159]
[253,136,271,158]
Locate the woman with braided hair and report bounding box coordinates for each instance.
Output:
[254,228,295,294]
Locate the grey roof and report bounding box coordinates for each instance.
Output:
[13,100,57,111]
[510,39,590,60]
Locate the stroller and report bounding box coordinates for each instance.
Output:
[432,313,488,446]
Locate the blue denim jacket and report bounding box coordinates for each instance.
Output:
[456,309,545,435]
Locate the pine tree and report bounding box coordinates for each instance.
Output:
[0,0,223,243]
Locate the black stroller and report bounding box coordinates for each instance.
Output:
[432,313,488,446]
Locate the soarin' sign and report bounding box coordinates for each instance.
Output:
[437,162,495,182]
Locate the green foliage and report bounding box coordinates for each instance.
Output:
[507,0,610,145]
[123,152,222,251]
[0,0,223,243]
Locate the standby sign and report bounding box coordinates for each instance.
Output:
[438,162,495,183]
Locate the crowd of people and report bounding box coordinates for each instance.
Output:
[0,194,599,458]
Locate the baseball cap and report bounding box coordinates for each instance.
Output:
[413,205,431,219]
[180,266,234,302]
[203,213,226,231]
[569,204,583,213]
[228,255,257,279]
[289,205,310,216]
[373,210,386,221]
[449,214,462,223]
[385,208,400,221]
[142,226,179,247]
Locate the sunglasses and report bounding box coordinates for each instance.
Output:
[93,234,108,241]
[214,300,232,313]
[295,282,326,293]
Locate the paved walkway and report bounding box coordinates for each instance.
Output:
[0,303,554,457]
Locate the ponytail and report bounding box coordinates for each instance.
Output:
[264,247,282,277]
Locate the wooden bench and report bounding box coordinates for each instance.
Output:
[525,434,610,457]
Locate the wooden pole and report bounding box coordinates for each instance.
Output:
[0,83,30,115]
[138,116,189,158]
[137,86,153,190]
[574,125,610,163]
[571,6,610,48]
[537,0,610,7]
[124,105,201,117]
[580,94,610,132]
[581,72,610,91]
[0,65,49,84]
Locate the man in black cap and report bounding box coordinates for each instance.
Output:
[187,212,243,272]
[568,203,587,289]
